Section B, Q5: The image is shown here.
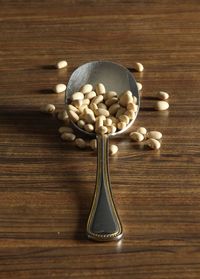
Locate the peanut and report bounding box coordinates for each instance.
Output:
[68,110,79,122]
[137,127,147,135]
[89,139,97,150]
[155,101,169,111]
[96,83,106,95]
[80,84,93,94]
[40,104,55,114]
[56,60,68,69]
[147,131,162,140]
[75,138,87,149]
[129,132,144,142]
[157,91,169,100]
[58,126,73,134]
[71,92,84,101]
[54,83,66,94]
[109,144,118,156]
[146,138,161,150]
[84,124,94,133]
[61,132,76,141]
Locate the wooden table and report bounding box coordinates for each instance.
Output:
[0,0,200,278]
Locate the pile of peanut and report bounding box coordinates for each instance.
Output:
[66,83,138,135]
[40,60,170,155]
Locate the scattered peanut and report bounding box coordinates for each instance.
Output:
[56,60,68,69]
[157,91,169,100]
[75,138,87,149]
[147,131,162,140]
[155,101,169,111]
[89,139,97,150]
[61,132,76,141]
[109,144,118,156]
[129,132,144,142]
[54,83,66,94]
[146,138,161,150]
[57,110,69,121]
[132,62,144,72]
[137,127,147,135]
[40,104,55,114]
[58,126,73,134]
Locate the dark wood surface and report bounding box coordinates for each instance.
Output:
[0,0,200,278]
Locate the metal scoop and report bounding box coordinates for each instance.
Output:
[65,61,140,241]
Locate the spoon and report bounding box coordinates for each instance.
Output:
[65,61,140,241]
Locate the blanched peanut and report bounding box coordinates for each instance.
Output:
[98,126,108,135]
[91,95,104,105]
[119,90,133,107]
[80,84,93,94]
[132,62,144,72]
[109,116,118,125]
[79,104,88,114]
[89,139,97,150]
[71,92,84,101]
[75,138,87,149]
[119,114,129,125]
[54,83,66,93]
[57,110,69,121]
[137,127,147,135]
[71,100,82,108]
[68,110,79,122]
[40,104,55,114]
[105,97,118,107]
[56,60,68,69]
[109,103,120,115]
[155,101,169,111]
[129,131,144,142]
[84,110,96,124]
[98,103,107,110]
[58,126,73,134]
[116,107,126,118]
[77,119,85,128]
[89,103,98,111]
[67,104,79,113]
[84,114,95,124]
[84,124,94,132]
[107,125,117,134]
[136,82,142,91]
[124,110,136,120]
[147,131,162,140]
[157,91,169,100]
[133,96,137,104]
[104,91,117,100]
[61,132,76,141]
[95,108,110,117]
[127,103,138,112]
[117,121,126,130]
[146,138,161,150]
[95,116,104,132]
[96,83,106,95]
[85,91,96,100]
[104,118,112,126]
[109,144,118,156]
[82,98,90,105]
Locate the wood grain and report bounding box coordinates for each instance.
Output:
[0,0,200,278]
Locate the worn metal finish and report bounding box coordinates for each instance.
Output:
[65,61,139,241]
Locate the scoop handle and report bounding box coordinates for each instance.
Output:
[86,135,123,241]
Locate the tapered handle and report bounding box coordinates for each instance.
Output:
[86,135,123,241]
